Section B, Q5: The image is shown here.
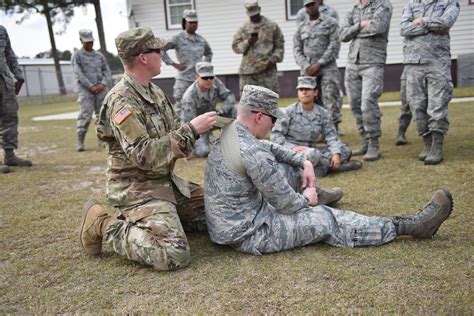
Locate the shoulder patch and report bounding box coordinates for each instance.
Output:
[114,107,132,125]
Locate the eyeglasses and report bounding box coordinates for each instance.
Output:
[135,48,161,56]
[201,76,214,81]
[251,110,277,124]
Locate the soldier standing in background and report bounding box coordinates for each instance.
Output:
[0,25,32,173]
[162,9,213,118]
[395,67,412,146]
[294,0,343,132]
[295,0,339,27]
[79,27,216,271]
[204,85,453,256]
[339,0,392,161]
[71,29,112,152]
[232,0,284,94]
[181,62,236,157]
[401,0,460,165]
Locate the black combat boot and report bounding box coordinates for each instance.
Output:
[424,132,444,165]
[395,119,410,146]
[4,149,32,167]
[364,138,380,161]
[77,131,86,152]
[418,134,432,161]
[337,160,363,173]
[353,134,368,156]
[391,189,453,238]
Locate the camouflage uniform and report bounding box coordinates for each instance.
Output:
[339,0,393,140]
[232,15,284,94]
[271,101,351,177]
[294,15,343,125]
[162,30,213,115]
[205,121,396,255]
[0,25,24,151]
[400,0,459,137]
[96,72,205,270]
[398,67,412,133]
[181,70,235,157]
[71,46,111,136]
[295,3,339,27]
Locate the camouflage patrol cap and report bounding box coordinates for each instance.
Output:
[240,85,284,118]
[296,76,317,89]
[245,0,261,17]
[303,0,316,6]
[196,62,214,77]
[115,27,167,59]
[79,29,94,42]
[183,9,199,22]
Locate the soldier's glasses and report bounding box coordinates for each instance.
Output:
[137,48,161,56]
[201,76,215,81]
[251,110,277,124]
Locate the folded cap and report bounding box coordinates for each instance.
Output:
[115,27,167,59]
[240,85,283,118]
[79,29,94,42]
[183,9,198,22]
[303,0,316,6]
[296,76,317,89]
[196,62,214,77]
[245,0,261,17]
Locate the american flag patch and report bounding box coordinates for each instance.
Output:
[114,108,132,125]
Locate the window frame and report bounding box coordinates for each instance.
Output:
[164,0,195,30]
[286,0,305,21]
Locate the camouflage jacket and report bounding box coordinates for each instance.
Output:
[204,122,308,245]
[400,0,459,64]
[0,25,23,90]
[97,72,199,208]
[339,0,392,64]
[232,16,285,75]
[296,4,339,27]
[71,48,112,91]
[293,15,341,72]
[181,77,236,122]
[271,102,342,155]
[162,31,213,82]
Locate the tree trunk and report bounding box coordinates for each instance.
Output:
[44,3,67,95]
[93,0,108,58]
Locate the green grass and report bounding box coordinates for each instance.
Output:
[1,90,473,313]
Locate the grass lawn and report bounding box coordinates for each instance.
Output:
[1,90,473,313]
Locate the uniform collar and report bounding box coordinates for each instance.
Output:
[295,102,321,120]
[123,72,156,104]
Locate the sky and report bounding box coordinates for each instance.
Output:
[0,0,129,58]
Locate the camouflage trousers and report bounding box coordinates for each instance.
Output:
[173,79,193,120]
[235,161,397,255]
[77,88,108,134]
[398,67,412,128]
[104,184,206,271]
[305,63,343,125]
[345,63,384,139]
[0,78,19,149]
[303,143,352,177]
[239,66,279,95]
[405,63,452,136]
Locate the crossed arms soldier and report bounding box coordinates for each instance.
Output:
[79,27,453,271]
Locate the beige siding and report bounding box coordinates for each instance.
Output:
[128,0,474,78]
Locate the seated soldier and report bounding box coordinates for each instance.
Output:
[271,76,361,177]
[204,85,453,256]
[181,62,236,157]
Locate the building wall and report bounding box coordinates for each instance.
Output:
[130,0,474,98]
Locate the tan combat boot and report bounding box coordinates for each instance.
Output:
[317,187,343,206]
[79,200,115,255]
[391,189,453,238]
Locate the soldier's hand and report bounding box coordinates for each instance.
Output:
[292,145,308,153]
[95,83,106,93]
[329,154,341,171]
[302,160,316,189]
[303,187,318,206]
[190,111,217,134]
[90,85,98,94]
[14,79,24,95]
[248,36,258,45]
[265,60,275,70]
[360,20,371,28]
[413,17,424,25]
[306,64,321,76]
[173,63,187,71]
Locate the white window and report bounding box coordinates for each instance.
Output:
[286,0,304,20]
[165,0,195,30]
